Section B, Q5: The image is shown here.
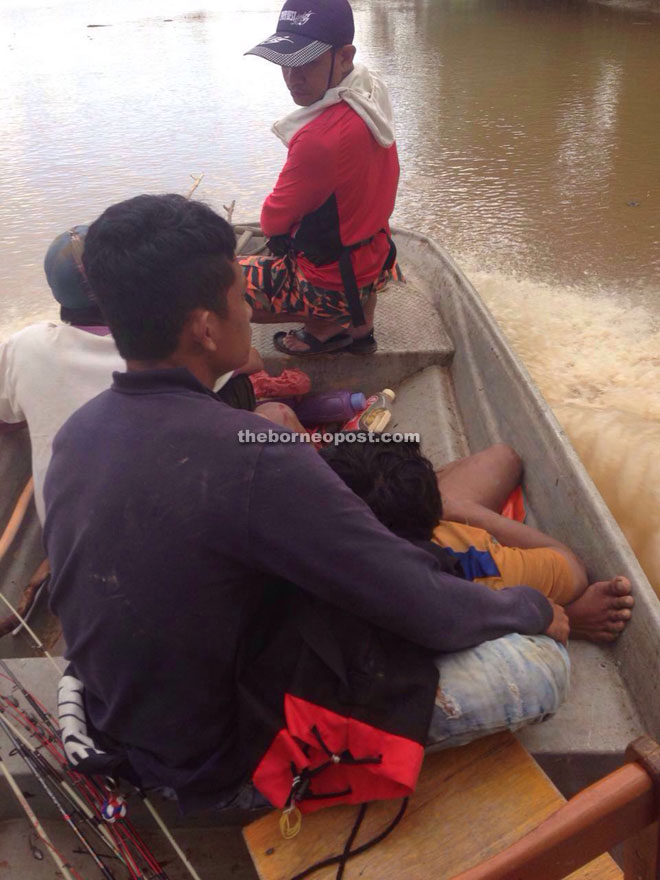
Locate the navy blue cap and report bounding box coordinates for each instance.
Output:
[43,225,93,310]
[245,0,354,67]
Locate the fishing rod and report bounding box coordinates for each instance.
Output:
[0,594,200,880]
[0,710,118,880]
[0,693,157,880]
[0,663,162,879]
[0,672,148,879]
[0,749,80,880]
[0,703,129,871]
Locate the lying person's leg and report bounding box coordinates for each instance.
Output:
[436,443,523,513]
[426,632,570,752]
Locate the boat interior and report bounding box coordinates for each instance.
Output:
[0,228,658,876]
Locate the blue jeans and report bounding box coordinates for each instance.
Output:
[427,632,570,751]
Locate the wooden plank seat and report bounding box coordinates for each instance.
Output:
[243,731,622,880]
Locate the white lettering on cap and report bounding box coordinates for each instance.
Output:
[279,10,315,26]
[263,35,294,44]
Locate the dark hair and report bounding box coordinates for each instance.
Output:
[82,194,236,360]
[321,439,443,541]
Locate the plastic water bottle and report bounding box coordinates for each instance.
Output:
[269,391,367,427]
[342,389,396,433]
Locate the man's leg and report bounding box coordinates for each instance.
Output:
[239,254,379,353]
[436,443,523,513]
[426,633,569,752]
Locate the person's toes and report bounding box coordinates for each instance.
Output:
[605,619,626,633]
[610,594,635,609]
[608,608,632,621]
[610,576,632,596]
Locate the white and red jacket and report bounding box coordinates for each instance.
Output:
[261,65,400,292]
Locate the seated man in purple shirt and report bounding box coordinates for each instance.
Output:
[44,193,569,814]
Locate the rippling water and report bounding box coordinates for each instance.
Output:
[1,0,659,586]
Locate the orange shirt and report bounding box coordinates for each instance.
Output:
[432,521,575,604]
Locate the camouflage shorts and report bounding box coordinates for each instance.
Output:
[238,253,403,330]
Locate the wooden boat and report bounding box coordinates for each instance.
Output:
[0,227,658,877]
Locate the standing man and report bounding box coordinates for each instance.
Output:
[243,0,400,355]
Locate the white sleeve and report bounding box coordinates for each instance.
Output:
[0,337,26,423]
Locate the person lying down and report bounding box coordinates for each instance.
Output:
[320,438,633,643]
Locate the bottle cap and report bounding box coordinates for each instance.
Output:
[350,392,367,411]
[382,389,396,402]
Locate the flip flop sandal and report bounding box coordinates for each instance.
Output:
[346,331,378,355]
[273,329,353,356]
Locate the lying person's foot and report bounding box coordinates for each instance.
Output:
[565,576,633,642]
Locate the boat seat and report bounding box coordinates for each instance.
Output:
[251,279,455,396]
[243,731,623,880]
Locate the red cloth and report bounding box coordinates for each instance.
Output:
[501,486,526,522]
[261,102,400,291]
[249,368,311,399]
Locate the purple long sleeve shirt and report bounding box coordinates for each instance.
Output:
[44,368,552,809]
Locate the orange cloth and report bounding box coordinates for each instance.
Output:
[432,520,575,604]
[249,368,311,399]
[500,486,526,522]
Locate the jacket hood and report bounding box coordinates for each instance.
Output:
[272,64,396,148]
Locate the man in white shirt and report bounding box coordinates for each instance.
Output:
[0,226,304,523]
[0,226,125,523]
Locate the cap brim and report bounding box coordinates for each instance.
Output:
[245,33,332,67]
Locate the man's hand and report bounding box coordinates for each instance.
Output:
[266,234,293,257]
[544,600,570,645]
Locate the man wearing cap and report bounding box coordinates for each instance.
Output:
[0,227,124,523]
[243,0,399,355]
[0,229,304,522]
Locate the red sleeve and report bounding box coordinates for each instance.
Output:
[260,128,336,237]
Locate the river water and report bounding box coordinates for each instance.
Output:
[1,0,658,588]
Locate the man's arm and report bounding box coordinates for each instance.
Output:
[261,130,336,237]
[246,440,557,654]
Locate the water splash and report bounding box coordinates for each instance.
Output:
[466,264,660,592]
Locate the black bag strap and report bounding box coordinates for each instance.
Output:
[290,797,409,880]
[338,246,366,327]
[338,229,397,328]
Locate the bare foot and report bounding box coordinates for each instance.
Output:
[565,576,633,642]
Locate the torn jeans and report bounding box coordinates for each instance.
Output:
[427,633,570,751]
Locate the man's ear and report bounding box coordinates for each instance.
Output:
[186,309,218,353]
[338,44,356,69]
